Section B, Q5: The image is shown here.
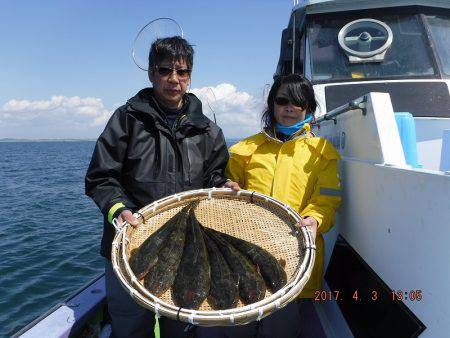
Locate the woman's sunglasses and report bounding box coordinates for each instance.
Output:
[155,66,191,79]
[274,97,303,107]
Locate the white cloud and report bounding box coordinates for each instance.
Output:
[0,96,113,139]
[0,83,265,139]
[190,83,265,139]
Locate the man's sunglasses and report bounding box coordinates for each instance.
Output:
[155,66,191,79]
[274,96,303,107]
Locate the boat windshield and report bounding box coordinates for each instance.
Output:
[307,13,436,82]
[425,14,450,75]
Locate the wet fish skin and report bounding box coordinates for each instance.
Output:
[205,228,266,305]
[143,204,191,296]
[172,208,211,309]
[201,227,239,310]
[129,207,186,280]
[209,228,287,292]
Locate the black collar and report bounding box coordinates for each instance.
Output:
[127,88,210,130]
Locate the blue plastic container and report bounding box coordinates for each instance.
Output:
[394,112,421,168]
[440,129,450,172]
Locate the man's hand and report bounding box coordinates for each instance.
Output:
[296,216,318,241]
[117,209,142,228]
[222,180,241,192]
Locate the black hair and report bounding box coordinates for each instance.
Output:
[148,36,194,71]
[262,74,317,129]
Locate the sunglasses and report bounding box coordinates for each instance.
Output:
[274,96,303,107]
[155,66,191,79]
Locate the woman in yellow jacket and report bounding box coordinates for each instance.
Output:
[226,74,341,338]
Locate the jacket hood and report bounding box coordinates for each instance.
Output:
[126,88,210,129]
[230,127,341,161]
[262,123,313,143]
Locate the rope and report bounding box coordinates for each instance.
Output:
[257,308,264,321]
[188,311,196,325]
[112,218,125,232]
[154,303,161,318]
[134,212,144,222]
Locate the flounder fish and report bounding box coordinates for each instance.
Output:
[172,207,211,309]
[201,227,239,309]
[205,228,266,304]
[208,228,287,292]
[129,205,188,279]
[143,203,192,295]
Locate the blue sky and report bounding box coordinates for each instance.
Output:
[0,0,293,139]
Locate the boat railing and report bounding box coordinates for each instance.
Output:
[316,95,367,124]
[12,273,106,337]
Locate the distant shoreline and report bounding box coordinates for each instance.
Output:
[0,138,242,143]
[0,138,96,142]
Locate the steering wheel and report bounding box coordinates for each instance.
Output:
[338,19,393,58]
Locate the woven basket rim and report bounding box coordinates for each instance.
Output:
[111,188,316,325]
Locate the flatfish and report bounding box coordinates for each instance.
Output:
[172,208,211,309]
[143,204,191,295]
[201,227,239,309]
[209,228,287,292]
[129,208,185,279]
[205,228,266,305]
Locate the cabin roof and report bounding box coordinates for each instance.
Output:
[293,0,450,14]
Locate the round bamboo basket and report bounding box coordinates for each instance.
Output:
[111,188,315,326]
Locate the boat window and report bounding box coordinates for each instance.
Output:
[425,14,450,75]
[308,14,436,82]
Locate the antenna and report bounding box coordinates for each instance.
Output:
[205,88,217,124]
[131,18,183,71]
[262,83,271,102]
[291,12,296,74]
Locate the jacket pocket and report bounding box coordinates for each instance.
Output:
[182,137,204,188]
[124,178,167,207]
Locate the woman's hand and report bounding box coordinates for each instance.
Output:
[117,209,142,228]
[222,180,241,192]
[296,216,318,241]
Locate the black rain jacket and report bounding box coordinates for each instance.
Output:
[85,88,229,259]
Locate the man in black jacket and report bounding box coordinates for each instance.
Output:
[85,36,239,338]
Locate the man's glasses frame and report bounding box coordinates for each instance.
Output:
[154,65,192,79]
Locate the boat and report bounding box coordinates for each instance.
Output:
[279,1,449,337]
[14,0,450,337]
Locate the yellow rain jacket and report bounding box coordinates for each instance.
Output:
[226,125,341,298]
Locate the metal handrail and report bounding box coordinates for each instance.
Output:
[316,95,367,124]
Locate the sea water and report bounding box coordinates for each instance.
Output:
[0,139,240,336]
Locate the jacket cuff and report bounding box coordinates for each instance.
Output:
[212,176,229,188]
[300,212,324,229]
[108,202,127,224]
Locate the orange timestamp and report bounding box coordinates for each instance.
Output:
[391,289,423,301]
[314,290,342,301]
[314,289,423,302]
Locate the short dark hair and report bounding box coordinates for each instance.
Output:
[262,74,317,129]
[148,36,194,70]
